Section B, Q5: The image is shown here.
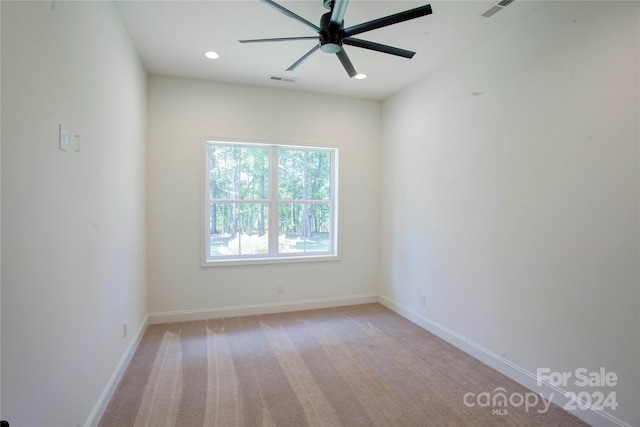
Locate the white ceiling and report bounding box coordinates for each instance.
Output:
[115,0,549,100]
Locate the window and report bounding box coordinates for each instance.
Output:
[204,140,338,264]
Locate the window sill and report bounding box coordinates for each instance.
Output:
[201,254,340,268]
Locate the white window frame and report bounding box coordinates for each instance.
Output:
[202,139,339,266]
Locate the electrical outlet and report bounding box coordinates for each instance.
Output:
[123,322,128,338]
[420,293,426,306]
[276,282,284,294]
[59,124,68,151]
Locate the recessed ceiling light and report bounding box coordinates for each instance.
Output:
[204,51,220,60]
[354,73,367,80]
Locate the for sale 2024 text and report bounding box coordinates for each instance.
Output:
[537,367,618,411]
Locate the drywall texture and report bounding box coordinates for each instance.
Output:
[1,2,147,425]
[381,2,639,425]
[147,76,381,316]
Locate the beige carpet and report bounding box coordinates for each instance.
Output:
[99,303,588,427]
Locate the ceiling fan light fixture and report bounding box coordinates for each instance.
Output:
[204,50,220,59]
[320,43,342,53]
[354,73,367,80]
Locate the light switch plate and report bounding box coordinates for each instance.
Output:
[59,124,68,151]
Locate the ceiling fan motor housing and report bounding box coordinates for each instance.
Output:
[319,12,343,53]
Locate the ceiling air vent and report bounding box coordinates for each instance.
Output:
[269,75,297,83]
[481,0,515,18]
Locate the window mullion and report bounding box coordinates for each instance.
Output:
[268,147,279,255]
[330,150,336,254]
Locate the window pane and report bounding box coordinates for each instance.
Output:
[209,203,268,256]
[208,145,269,200]
[278,203,331,253]
[278,149,331,200]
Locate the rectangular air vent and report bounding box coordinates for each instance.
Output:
[481,0,515,18]
[270,75,297,83]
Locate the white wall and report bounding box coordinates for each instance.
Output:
[1,2,147,426]
[147,75,380,319]
[380,1,639,426]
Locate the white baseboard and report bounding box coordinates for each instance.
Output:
[84,314,149,427]
[148,293,379,324]
[377,295,631,427]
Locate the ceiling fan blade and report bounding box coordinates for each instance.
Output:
[343,37,415,59]
[329,0,349,30]
[260,0,321,33]
[336,49,357,78]
[240,36,318,44]
[286,44,321,71]
[343,4,432,38]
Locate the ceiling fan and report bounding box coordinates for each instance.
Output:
[239,0,433,78]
